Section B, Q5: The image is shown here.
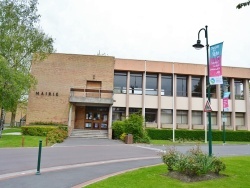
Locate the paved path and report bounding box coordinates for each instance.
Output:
[0,138,249,188]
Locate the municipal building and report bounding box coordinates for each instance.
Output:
[26,53,250,139]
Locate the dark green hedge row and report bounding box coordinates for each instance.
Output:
[21,125,68,136]
[146,128,250,142]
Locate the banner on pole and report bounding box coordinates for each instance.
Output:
[209,42,223,85]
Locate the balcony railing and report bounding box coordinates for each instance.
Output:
[69,88,113,104]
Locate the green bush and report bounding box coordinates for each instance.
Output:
[112,121,125,139]
[147,128,250,142]
[47,128,68,144]
[21,126,57,136]
[161,146,226,176]
[112,114,150,143]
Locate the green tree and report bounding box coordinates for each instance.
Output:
[236,1,250,9]
[0,0,54,126]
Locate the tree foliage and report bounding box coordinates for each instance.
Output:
[236,1,250,9]
[0,0,54,125]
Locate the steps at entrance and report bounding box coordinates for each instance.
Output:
[70,129,108,139]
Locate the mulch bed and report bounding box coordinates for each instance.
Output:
[164,171,228,183]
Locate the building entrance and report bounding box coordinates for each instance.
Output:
[75,106,109,130]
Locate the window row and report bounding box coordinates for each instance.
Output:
[112,107,245,127]
[114,72,246,99]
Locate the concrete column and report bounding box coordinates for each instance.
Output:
[217,84,222,131]
[126,71,130,118]
[231,78,236,130]
[188,75,192,130]
[108,105,113,139]
[67,104,73,136]
[157,73,161,129]
[244,79,249,130]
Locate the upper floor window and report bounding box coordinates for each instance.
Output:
[192,77,202,97]
[146,74,158,95]
[114,72,127,94]
[234,79,244,100]
[130,72,142,95]
[161,75,172,96]
[177,75,187,97]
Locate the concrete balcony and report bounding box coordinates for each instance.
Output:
[69,88,113,105]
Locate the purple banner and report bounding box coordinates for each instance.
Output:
[209,42,223,85]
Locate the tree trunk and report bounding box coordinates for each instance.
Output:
[10,110,16,127]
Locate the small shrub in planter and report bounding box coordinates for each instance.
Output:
[161,146,226,177]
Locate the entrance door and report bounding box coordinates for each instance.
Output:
[84,106,108,130]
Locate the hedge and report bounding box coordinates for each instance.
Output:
[146,128,250,142]
[21,125,68,136]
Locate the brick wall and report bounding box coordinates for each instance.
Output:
[26,53,115,124]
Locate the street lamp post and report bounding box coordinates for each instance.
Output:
[193,25,212,156]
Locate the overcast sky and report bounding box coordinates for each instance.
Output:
[37,0,250,68]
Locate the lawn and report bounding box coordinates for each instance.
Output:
[85,156,250,188]
[0,127,50,147]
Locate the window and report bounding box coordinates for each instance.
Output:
[222,112,231,126]
[112,107,126,121]
[161,109,173,124]
[221,77,230,99]
[177,75,187,97]
[234,79,244,100]
[129,108,141,115]
[236,113,245,126]
[161,75,172,96]
[177,110,188,124]
[210,112,217,126]
[146,74,158,95]
[114,72,127,94]
[206,76,216,98]
[130,72,142,95]
[145,108,157,123]
[192,111,202,125]
[192,77,202,97]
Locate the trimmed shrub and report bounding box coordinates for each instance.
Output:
[147,128,250,142]
[112,121,125,139]
[47,128,68,144]
[21,126,57,136]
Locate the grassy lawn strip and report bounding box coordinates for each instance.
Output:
[150,139,250,145]
[85,156,250,188]
[0,131,50,148]
[0,135,49,147]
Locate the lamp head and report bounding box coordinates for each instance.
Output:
[192,40,204,50]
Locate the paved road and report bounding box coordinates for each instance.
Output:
[0,138,249,188]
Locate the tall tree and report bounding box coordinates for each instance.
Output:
[0,0,54,127]
[236,1,250,9]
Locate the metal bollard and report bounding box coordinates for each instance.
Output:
[36,140,42,175]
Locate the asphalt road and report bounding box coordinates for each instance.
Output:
[0,138,249,188]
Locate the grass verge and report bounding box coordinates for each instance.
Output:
[0,127,51,147]
[85,156,250,188]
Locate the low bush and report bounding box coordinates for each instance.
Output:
[161,146,226,176]
[47,128,68,144]
[112,121,125,139]
[112,114,150,143]
[147,128,250,142]
[21,126,56,136]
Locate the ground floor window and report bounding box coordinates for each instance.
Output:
[222,112,231,126]
[236,113,245,126]
[192,111,203,125]
[176,110,188,124]
[161,109,172,124]
[145,108,157,123]
[129,108,142,115]
[112,107,126,121]
[210,112,217,126]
